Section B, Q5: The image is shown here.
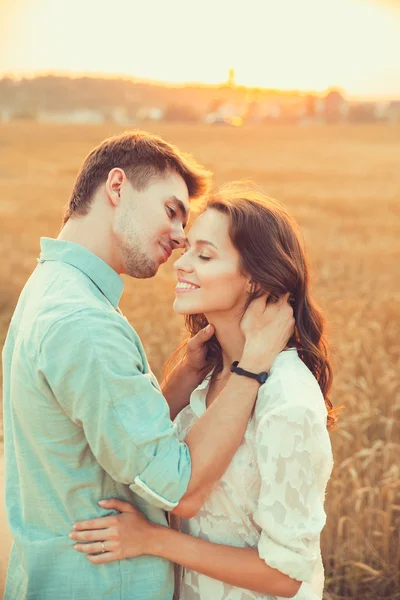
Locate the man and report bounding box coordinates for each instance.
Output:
[2,131,293,599]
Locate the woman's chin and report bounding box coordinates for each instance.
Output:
[173,298,201,316]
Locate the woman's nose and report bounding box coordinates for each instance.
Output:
[173,253,193,272]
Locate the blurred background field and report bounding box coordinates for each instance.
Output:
[0,121,399,598]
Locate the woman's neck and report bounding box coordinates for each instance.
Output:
[206,313,246,377]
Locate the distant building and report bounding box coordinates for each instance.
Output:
[304,94,317,118]
[136,107,164,121]
[37,109,105,124]
[348,102,380,123]
[108,106,135,125]
[204,101,243,126]
[324,90,349,122]
[260,103,282,121]
[0,108,12,122]
[298,94,325,125]
[387,101,400,124]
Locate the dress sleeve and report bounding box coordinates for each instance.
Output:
[173,405,196,442]
[253,388,333,583]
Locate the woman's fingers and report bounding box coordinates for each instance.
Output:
[74,541,121,564]
[279,292,292,311]
[74,541,115,554]
[73,515,117,531]
[98,498,136,513]
[70,527,115,542]
[252,294,269,312]
[87,551,120,564]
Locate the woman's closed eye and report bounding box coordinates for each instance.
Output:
[178,247,212,260]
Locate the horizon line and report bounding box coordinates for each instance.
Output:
[1,69,399,102]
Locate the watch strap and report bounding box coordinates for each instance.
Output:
[230,361,269,384]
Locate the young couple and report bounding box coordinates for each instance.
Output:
[3,130,334,600]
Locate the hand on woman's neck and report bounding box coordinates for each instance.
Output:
[206,313,246,377]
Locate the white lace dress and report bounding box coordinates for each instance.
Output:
[173,349,334,600]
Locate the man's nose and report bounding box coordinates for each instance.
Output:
[170,226,186,249]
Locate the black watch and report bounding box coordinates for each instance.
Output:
[230,361,269,385]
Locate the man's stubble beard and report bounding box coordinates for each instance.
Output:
[122,240,158,279]
[115,206,158,279]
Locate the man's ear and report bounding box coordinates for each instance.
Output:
[105,168,125,207]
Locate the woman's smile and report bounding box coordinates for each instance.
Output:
[175,278,201,293]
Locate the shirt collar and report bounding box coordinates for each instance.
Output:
[39,238,124,309]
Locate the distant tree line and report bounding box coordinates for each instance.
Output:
[0,75,291,118]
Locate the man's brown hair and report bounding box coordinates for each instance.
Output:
[63,130,211,224]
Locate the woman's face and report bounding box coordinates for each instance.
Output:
[173,209,250,318]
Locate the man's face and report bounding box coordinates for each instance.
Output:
[113,171,190,278]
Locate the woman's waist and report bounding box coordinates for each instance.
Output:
[181,510,261,548]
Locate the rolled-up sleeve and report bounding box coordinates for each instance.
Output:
[37,308,191,510]
[254,400,332,583]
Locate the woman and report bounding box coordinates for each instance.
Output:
[70,186,335,599]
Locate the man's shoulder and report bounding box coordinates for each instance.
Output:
[11,262,146,364]
[39,305,139,350]
[24,285,139,355]
[35,306,148,377]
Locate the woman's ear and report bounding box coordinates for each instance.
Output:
[247,280,261,294]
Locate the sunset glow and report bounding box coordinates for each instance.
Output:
[1,0,400,97]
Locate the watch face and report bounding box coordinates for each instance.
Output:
[259,372,268,384]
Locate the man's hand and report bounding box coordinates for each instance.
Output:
[162,324,215,420]
[240,293,295,373]
[183,323,215,374]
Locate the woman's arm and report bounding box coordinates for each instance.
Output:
[70,499,301,598]
[147,525,301,598]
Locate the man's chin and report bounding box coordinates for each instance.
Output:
[126,261,158,279]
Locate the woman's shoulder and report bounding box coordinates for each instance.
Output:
[255,349,327,424]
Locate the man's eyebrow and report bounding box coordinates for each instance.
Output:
[171,196,189,228]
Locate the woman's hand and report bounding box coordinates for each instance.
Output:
[239,293,294,372]
[69,498,158,564]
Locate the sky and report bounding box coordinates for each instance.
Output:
[1,0,400,98]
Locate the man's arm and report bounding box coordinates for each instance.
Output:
[38,308,192,511]
[161,325,215,420]
[161,361,202,421]
[40,296,293,515]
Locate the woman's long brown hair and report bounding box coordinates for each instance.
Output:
[166,185,338,429]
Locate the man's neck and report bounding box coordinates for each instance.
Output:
[58,217,121,273]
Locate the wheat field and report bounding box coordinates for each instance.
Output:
[0,121,399,599]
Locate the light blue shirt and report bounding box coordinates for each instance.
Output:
[2,238,191,600]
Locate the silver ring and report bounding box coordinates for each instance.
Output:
[101,541,106,553]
